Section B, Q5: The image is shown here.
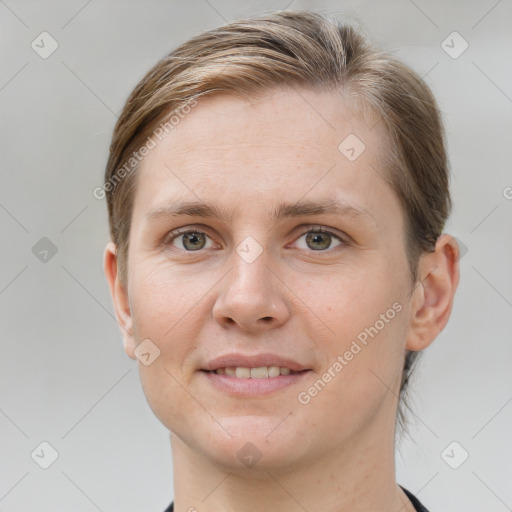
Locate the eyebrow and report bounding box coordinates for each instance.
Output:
[144,199,377,227]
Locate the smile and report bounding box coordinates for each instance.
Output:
[200,367,311,396]
[209,366,299,378]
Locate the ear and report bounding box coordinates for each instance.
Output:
[103,242,137,359]
[406,234,460,351]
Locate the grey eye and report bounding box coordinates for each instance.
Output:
[174,232,210,251]
[295,230,342,251]
[183,232,205,250]
[306,232,332,250]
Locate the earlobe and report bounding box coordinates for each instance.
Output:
[103,242,137,360]
[405,234,460,352]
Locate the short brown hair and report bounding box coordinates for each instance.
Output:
[104,10,452,431]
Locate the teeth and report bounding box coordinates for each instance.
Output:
[268,366,280,377]
[235,367,251,379]
[250,366,268,378]
[214,366,296,378]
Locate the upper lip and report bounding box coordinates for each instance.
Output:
[201,353,310,372]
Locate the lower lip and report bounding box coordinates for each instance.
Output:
[199,370,312,396]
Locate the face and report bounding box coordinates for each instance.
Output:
[111,88,424,471]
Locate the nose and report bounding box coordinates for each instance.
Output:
[212,248,291,333]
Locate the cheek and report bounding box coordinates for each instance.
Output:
[308,260,409,396]
[129,257,214,342]
[316,260,404,338]
[127,261,212,435]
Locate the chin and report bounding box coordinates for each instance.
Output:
[196,414,313,473]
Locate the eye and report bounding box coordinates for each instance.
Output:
[293,228,344,251]
[166,229,215,251]
[164,226,347,253]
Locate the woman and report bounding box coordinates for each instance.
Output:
[103,10,459,511]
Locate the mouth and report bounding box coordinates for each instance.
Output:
[199,354,312,396]
[200,368,311,396]
[203,366,306,378]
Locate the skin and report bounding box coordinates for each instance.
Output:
[104,87,459,512]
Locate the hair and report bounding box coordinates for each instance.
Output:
[104,10,451,433]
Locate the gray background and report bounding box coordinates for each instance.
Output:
[1,0,511,510]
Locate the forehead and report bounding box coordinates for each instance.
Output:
[133,87,399,228]
[154,88,382,162]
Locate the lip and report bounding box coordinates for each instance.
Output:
[201,352,310,372]
[200,369,312,397]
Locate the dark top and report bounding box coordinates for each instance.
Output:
[163,486,429,511]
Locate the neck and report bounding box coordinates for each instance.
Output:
[169,412,416,512]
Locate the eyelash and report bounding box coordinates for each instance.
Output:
[163,226,348,253]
